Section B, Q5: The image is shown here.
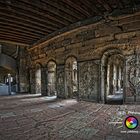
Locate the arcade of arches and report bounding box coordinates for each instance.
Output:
[1,11,140,104]
[23,13,140,105]
[1,2,140,139]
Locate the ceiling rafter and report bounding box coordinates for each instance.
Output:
[0,29,40,39]
[0,18,47,35]
[0,23,46,37]
[17,0,70,26]
[0,6,60,31]
[0,13,54,34]
[89,0,104,15]
[0,0,139,46]
[81,0,103,16]
[0,36,33,44]
[0,32,38,41]
[33,0,85,20]
[61,0,90,17]
[1,0,74,24]
[0,40,29,46]
[0,14,53,34]
[97,0,112,12]
[0,24,44,37]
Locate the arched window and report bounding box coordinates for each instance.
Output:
[35,64,41,94]
[65,57,78,98]
[47,61,56,96]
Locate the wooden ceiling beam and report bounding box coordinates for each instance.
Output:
[0,33,34,41]
[97,0,112,12]
[0,21,47,36]
[0,6,59,32]
[0,4,61,30]
[61,0,90,17]
[1,0,73,25]
[0,36,32,44]
[0,13,53,33]
[78,0,94,15]
[0,24,45,38]
[78,0,102,16]
[0,40,29,46]
[88,0,104,15]
[74,0,92,16]
[0,29,40,39]
[41,0,86,20]
[17,0,70,26]
[19,0,76,23]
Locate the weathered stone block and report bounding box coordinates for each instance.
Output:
[92,35,114,44]
[122,21,140,31]
[57,65,65,98]
[79,61,100,101]
[95,25,121,37]
[115,31,136,40]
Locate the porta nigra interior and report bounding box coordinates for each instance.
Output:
[0,1,140,139]
[1,7,140,103]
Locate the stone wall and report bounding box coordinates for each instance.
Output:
[57,65,65,98]
[79,60,100,102]
[125,52,140,103]
[18,48,29,93]
[25,11,140,103]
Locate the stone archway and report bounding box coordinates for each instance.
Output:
[101,49,125,103]
[47,61,57,96]
[65,57,78,98]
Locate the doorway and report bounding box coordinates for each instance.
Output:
[101,50,124,104]
[65,57,78,98]
[106,54,124,103]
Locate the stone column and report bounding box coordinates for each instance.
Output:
[57,65,65,98]
[41,67,47,96]
[107,64,110,96]
[118,66,122,92]
[113,64,117,93]
[8,74,11,95]
[30,69,36,94]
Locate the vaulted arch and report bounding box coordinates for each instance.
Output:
[101,49,125,104]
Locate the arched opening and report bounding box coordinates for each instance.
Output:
[106,54,124,103]
[101,50,124,104]
[47,61,57,96]
[35,64,41,94]
[0,67,17,95]
[65,57,78,98]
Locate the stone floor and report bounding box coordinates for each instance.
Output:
[0,94,140,140]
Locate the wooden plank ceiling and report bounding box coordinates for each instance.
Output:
[0,0,140,46]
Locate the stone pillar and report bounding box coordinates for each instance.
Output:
[30,69,36,94]
[118,66,122,92]
[113,64,117,93]
[57,65,65,98]
[41,67,47,96]
[107,64,110,96]
[18,47,30,93]
[35,68,41,94]
[8,74,11,95]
